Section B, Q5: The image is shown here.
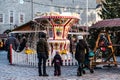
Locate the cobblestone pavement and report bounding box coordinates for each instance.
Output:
[0,51,120,80]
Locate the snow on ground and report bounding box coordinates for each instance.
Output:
[0,51,120,80]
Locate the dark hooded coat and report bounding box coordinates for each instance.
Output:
[75,40,89,63]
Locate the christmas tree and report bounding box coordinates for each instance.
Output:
[98,0,120,19]
[88,0,120,50]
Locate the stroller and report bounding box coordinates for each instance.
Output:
[77,50,94,76]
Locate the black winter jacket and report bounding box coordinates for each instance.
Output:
[36,38,49,59]
[75,40,89,63]
[52,54,62,66]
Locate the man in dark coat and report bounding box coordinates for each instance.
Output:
[75,35,89,76]
[52,51,62,76]
[5,33,19,63]
[36,32,49,76]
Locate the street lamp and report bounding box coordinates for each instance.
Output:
[19,0,33,20]
[86,0,88,31]
[19,0,24,4]
[30,0,33,19]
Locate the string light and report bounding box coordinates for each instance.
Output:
[24,0,95,10]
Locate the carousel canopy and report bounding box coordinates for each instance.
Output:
[34,12,80,19]
[91,18,120,28]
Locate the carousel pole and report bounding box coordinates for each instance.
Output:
[85,0,89,40]
[19,0,33,19]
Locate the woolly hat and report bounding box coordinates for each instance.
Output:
[77,35,83,39]
[8,33,14,37]
[39,32,46,38]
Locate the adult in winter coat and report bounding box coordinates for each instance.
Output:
[36,32,49,76]
[5,33,19,63]
[75,35,89,76]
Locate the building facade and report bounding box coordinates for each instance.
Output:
[0,0,98,34]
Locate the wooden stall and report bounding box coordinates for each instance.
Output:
[90,18,120,68]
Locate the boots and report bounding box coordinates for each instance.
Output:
[43,73,49,76]
[77,67,82,76]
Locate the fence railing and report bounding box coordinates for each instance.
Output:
[11,48,78,67]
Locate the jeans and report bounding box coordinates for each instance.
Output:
[38,52,47,75]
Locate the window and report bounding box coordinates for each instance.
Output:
[10,11,14,23]
[19,13,25,23]
[0,14,3,23]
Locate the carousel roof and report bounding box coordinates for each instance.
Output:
[34,12,80,19]
[35,16,80,19]
[91,18,120,28]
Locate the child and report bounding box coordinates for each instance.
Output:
[52,51,62,76]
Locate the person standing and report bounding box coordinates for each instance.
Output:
[52,51,62,76]
[69,36,74,55]
[36,32,49,76]
[5,33,19,63]
[19,36,27,51]
[75,35,89,76]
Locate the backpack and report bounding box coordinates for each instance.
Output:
[55,58,61,66]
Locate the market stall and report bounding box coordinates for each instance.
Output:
[90,18,120,67]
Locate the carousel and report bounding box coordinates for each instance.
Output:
[33,12,80,57]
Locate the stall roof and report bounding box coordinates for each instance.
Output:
[91,18,120,28]
[12,21,35,31]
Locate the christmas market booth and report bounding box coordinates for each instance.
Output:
[89,18,120,68]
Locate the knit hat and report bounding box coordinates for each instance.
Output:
[8,33,14,37]
[39,32,46,38]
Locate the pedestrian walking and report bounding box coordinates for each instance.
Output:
[75,35,93,76]
[36,32,49,76]
[5,33,19,63]
[52,51,62,76]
